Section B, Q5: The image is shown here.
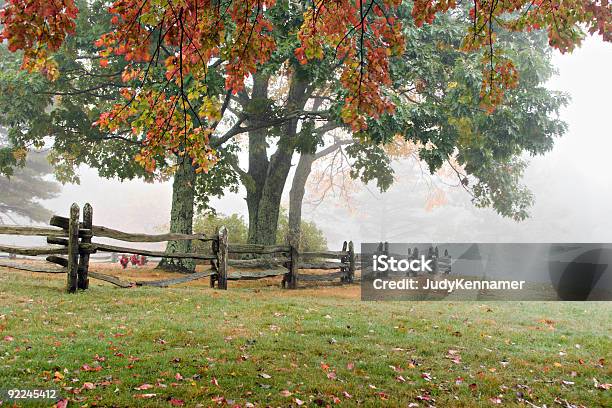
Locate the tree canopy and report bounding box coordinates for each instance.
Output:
[1,0,607,172]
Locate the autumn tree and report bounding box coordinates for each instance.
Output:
[0,1,241,271]
[1,0,608,247]
[288,8,570,237]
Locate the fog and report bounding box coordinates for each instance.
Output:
[34,36,612,248]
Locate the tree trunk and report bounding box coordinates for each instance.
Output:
[245,72,310,245]
[245,73,272,244]
[157,156,196,272]
[288,152,315,244]
[250,145,294,245]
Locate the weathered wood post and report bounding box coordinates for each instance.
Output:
[217,226,228,290]
[210,233,219,288]
[77,203,92,290]
[287,234,298,289]
[340,241,348,282]
[67,203,80,293]
[348,241,355,283]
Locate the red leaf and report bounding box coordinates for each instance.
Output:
[169,397,185,406]
[55,399,68,408]
[82,382,96,390]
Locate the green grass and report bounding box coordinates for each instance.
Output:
[0,272,610,407]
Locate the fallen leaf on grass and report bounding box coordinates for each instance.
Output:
[376,392,389,400]
[421,372,432,381]
[295,397,304,405]
[258,373,271,379]
[489,397,502,404]
[134,393,157,399]
[82,382,96,390]
[169,397,185,406]
[55,399,68,408]
[342,391,352,399]
[211,377,219,386]
[134,384,153,390]
[279,390,292,397]
[593,378,612,390]
[81,364,102,372]
[3,335,14,342]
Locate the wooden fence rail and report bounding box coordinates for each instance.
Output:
[0,202,358,292]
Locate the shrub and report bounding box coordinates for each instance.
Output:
[192,209,327,252]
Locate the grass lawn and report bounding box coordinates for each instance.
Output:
[0,267,610,407]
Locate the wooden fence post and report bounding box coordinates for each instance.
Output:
[348,241,355,283]
[217,226,228,290]
[340,241,348,282]
[78,203,92,290]
[210,233,219,288]
[287,234,298,289]
[67,203,80,293]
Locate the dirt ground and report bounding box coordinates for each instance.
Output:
[0,259,362,298]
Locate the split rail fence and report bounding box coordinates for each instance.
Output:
[0,203,356,292]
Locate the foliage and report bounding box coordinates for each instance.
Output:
[276,207,328,252]
[0,1,154,185]
[1,0,607,172]
[193,212,250,245]
[357,8,569,220]
[192,209,327,251]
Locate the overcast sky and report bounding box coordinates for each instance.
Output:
[38,36,612,246]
